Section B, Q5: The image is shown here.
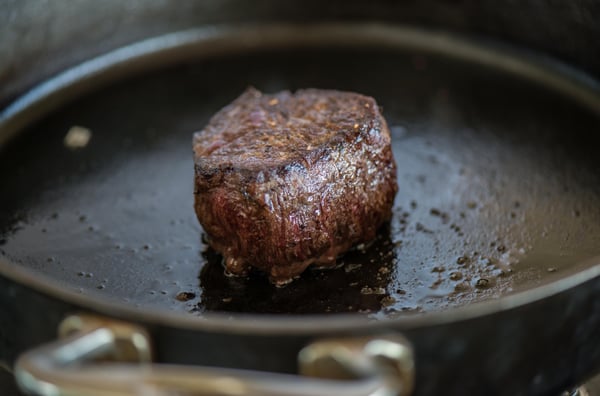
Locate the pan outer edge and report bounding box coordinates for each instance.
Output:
[0,22,600,334]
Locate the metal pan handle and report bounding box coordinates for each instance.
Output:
[14,314,414,396]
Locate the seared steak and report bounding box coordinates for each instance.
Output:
[193,88,397,285]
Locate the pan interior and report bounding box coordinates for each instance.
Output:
[1,36,600,318]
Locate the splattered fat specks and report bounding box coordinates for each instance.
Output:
[1,48,600,316]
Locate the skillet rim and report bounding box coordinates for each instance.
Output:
[1,22,600,335]
[1,256,599,334]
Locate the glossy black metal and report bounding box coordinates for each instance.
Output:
[1,266,600,396]
[1,2,600,396]
[2,0,600,106]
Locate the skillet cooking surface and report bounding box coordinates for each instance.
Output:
[1,44,600,316]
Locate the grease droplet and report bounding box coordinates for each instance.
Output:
[176,292,196,302]
[456,256,469,265]
[381,296,396,307]
[475,278,490,289]
[449,271,463,281]
[360,286,386,295]
[345,263,362,273]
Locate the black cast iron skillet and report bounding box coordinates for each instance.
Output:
[1,24,600,396]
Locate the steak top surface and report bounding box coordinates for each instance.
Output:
[193,88,397,285]
[194,88,384,173]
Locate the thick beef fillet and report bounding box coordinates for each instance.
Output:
[193,88,397,285]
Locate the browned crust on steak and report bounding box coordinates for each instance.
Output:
[193,88,397,285]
